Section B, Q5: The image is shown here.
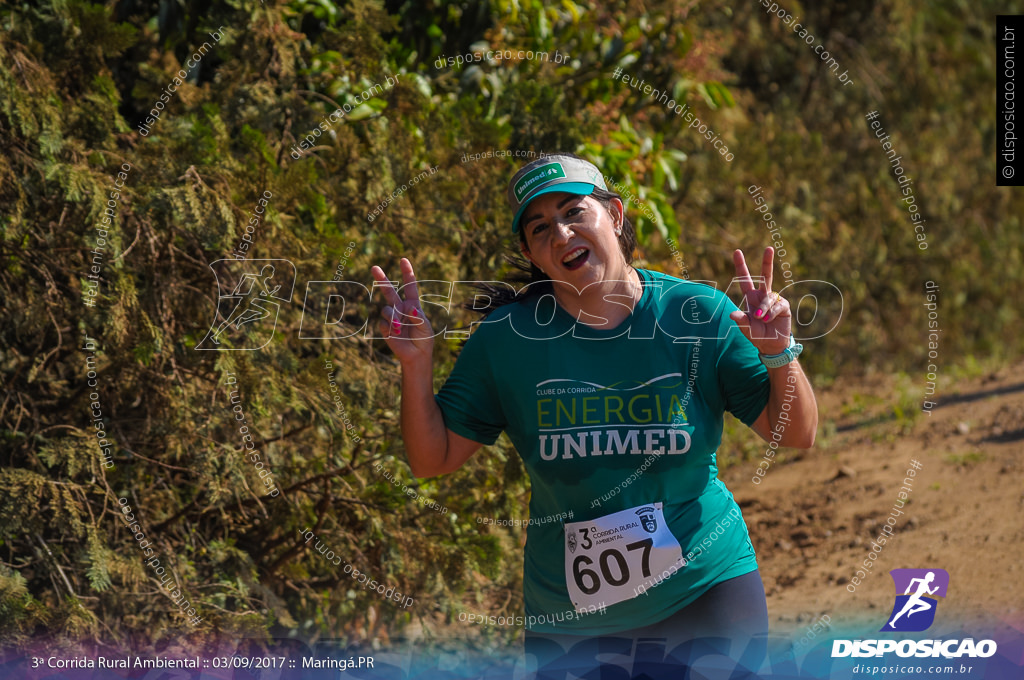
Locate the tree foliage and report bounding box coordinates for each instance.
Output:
[0,0,1020,651]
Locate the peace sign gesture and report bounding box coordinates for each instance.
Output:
[370,258,434,365]
[728,247,792,356]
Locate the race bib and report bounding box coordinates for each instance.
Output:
[564,502,684,612]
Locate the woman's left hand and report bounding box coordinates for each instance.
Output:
[728,247,792,356]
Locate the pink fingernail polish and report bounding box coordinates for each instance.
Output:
[412,309,419,318]
[392,321,401,333]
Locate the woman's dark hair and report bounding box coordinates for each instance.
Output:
[468,156,638,317]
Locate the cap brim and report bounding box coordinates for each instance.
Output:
[512,183,597,233]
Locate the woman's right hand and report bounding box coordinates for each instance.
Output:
[370,258,434,366]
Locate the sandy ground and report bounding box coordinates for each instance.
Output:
[729,360,1024,641]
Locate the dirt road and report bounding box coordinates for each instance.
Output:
[730,361,1024,640]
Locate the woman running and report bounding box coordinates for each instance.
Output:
[370,153,818,676]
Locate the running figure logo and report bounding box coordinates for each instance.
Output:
[196,259,295,351]
[880,568,949,632]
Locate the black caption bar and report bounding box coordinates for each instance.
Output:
[998,15,1024,185]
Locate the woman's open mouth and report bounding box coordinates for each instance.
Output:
[561,247,590,271]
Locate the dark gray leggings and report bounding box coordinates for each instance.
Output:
[525,570,769,678]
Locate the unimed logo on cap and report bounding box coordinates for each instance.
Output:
[513,162,566,200]
[881,568,949,632]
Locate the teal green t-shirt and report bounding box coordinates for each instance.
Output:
[435,269,771,635]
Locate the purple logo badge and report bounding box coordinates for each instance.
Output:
[881,568,949,632]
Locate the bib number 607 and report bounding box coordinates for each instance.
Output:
[572,538,653,594]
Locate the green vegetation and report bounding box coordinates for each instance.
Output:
[945,450,987,466]
[1,0,1021,651]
